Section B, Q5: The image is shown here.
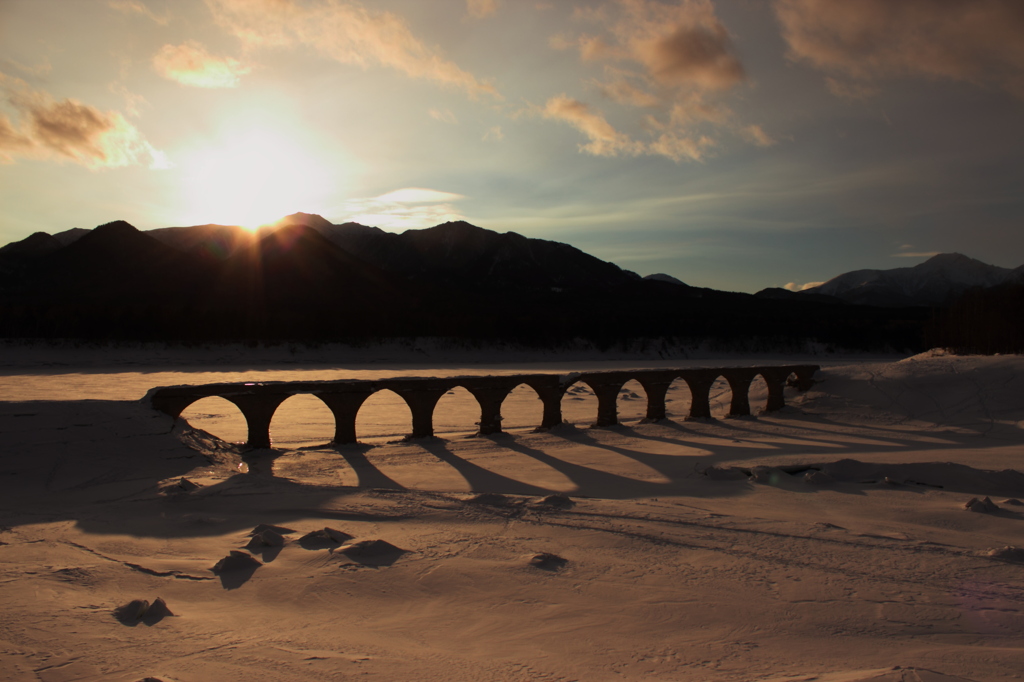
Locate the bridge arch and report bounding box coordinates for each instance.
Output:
[663,377,693,421]
[708,373,733,418]
[561,379,599,427]
[355,388,412,443]
[179,395,248,444]
[269,393,335,448]
[748,374,770,415]
[499,383,544,432]
[616,379,648,424]
[433,385,482,438]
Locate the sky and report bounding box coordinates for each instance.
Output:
[1,0,1023,293]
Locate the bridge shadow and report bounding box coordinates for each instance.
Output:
[334,444,405,490]
[416,438,551,496]
[9,394,1022,544]
[494,435,704,500]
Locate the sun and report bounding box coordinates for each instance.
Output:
[178,126,337,230]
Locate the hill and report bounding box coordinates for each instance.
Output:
[799,253,1022,307]
[0,217,930,350]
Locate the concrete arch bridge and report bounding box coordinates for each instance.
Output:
[147,365,819,449]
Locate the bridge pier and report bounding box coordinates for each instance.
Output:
[224,393,289,449]
[317,389,376,444]
[585,379,626,427]
[636,374,675,422]
[683,375,716,419]
[531,383,565,430]
[724,369,758,417]
[394,387,448,439]
[467,386,512,435]
[759,368,790,412]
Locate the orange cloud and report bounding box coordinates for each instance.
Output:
[153,41,251,88]
[593,71,661,107]
[549,0,765,162]
[0,74,167,169]
[775,0,1024,97]
[543,95,640,157]
[739,124,775,147]
[564,0,746,92]
[207,0,500,99]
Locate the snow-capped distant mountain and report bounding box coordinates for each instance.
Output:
[802,253,1023,307]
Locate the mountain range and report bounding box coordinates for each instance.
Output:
[0,214,962,350]
[803,253,1024,307]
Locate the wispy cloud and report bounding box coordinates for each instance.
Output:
[482,125,504,141]
[892,251,940,258]
[546,0,767,161]
[342,187,467,230]
[109,83,148,118]
[0,73,168,169]
[429,108,459,124]
[543,95,640,157]
[784,281,824,291]
[775,0,1024,98]
[466,0,499,20]
[108,0,170,25]
[153,41,251,88]
[207,0,500,99]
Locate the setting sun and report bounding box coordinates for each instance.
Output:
[178,126,337,229]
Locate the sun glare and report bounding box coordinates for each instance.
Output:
[179,126,337,230]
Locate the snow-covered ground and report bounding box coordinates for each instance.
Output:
[1,350,1023,681]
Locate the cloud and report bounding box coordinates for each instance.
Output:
[892,251,940,258]
[774,0,1024,98]
[108,0,170,25]
[564,0,746,91]
[482,125,504,141]
[784,281,824,291]
[739,124,775,147]
[342,187,467,229]
[547,0,766,162]
[429,108,458,124]
[592,71,661,107]
[0,73,168,169]
[153,42,251,88]
[543,95,640,157]
[466,0,499,19]
[207,0,500,99]
[109,83,148,118]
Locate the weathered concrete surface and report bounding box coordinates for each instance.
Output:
[146,365,819,449]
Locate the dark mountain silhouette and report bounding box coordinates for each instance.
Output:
[0,232,63,278]
[17,221,190,295]
[798,253,1021,307]
[0,216,932,350]
[643,273,689,287]
[0,231,62,260]
[274,213,640,293]
[149,223,258,261]
[754,287,844,305]
[213,224,406,303]
[52,227,89,246]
